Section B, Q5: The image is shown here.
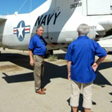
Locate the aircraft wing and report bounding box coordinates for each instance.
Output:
[0,15,7,22]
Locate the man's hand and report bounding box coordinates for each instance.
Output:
[92,56,107,72]
[29,49,34,66]
[92,63,98,72]
[68,73,71,80]
[30,59,34,66]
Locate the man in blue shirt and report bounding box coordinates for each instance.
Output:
[29,25,47,94]
[65,24,107,112]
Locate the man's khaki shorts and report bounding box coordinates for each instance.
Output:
[70,80,93,109]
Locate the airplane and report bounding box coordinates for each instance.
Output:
[0,0,112,54]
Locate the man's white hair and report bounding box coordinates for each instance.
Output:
[77,24,90,36]
[36,25,44,32]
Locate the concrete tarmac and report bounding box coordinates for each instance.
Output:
[0,49,112,112]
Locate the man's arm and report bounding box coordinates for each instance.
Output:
[92,56,107,71]
[67,61,72,80]
[29,49,34,66]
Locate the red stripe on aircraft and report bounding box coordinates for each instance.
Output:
[14,30,17,32]
[25,28,30,31]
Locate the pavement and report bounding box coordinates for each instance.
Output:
[0,48,112,112]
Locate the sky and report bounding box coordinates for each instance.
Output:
[0,0,47,15]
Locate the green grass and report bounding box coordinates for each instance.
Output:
[48,55,58,61]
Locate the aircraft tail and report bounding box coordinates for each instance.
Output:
[30,0,53,16]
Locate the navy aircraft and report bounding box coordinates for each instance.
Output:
[0,0,112,53]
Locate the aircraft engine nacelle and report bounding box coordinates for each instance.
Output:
[98,16,112,31]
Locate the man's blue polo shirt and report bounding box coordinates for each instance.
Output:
[28,34,47,56]
[65,36,107,83]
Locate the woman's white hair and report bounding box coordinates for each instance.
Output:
[77,24,90,36]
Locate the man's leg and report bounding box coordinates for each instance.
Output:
[33,55,44,92]
[84,108,91,112]
[82,83,93,112]
[72,107,78,112]
[41,61,45,88]
[70,81,81,112]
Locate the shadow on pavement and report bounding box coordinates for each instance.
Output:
[2,72,34,83]
[0,52,112,111]
[2,62,68,85]
[94,61,112,86]
[0,52,67,84]
[0,53,32,70]
[93,71,112,86]
[98,61,112,70]
[0,52,112,86]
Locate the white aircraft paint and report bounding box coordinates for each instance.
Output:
[0,0,112,51]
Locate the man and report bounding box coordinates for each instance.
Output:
[28,25,47,94]
[65,24,107,112]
